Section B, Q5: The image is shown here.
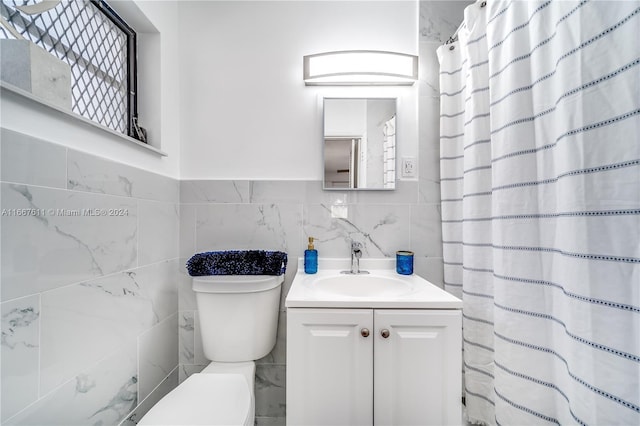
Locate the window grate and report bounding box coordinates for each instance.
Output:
[0,0,138,139]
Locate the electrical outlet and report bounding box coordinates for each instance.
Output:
[402,157,417,178]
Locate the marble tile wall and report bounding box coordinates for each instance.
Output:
[420,0,474,44]
[0,128,180,425]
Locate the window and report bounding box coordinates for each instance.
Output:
[0,0,145,142]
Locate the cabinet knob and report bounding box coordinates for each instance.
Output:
[381,329,390,338]
[361,328,370,338]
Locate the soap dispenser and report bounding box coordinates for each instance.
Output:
[304,237,318,274]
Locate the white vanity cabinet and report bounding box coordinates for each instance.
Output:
[287,309,374,425]
[286,308,462,426]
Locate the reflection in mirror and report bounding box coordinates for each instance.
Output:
[323,98,396,190]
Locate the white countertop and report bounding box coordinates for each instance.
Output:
[285,258,462,309]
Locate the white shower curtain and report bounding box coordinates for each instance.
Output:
[437,1,639,424]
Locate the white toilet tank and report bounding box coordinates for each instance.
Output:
[192,275,283,361]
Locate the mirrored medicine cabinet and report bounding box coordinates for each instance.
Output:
[323,98,397,190]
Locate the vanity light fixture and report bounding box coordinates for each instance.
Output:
[303,50,418,86]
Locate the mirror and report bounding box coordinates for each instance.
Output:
[323,98,397,190]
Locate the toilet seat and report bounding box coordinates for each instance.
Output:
[138,373,252,426]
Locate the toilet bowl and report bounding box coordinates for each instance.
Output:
[138,274,283,425]
[138,362,255,426]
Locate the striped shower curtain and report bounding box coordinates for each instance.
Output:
[437,1,639,424]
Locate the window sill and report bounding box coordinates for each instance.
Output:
[0,82,167,157]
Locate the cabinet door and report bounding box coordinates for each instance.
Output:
[374,309,462,426]
[287,308,373,426]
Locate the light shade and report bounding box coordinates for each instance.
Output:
[303,50,418,86]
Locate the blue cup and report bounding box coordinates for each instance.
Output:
[396,251,414,275]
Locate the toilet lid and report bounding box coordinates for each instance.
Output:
[138,373,251,425]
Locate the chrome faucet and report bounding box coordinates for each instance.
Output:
[342,241,369,274]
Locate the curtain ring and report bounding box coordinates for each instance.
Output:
[449,45,455,51]
[481,1,487,7]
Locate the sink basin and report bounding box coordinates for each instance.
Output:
[285,258,463,309]
[313,274,413,298]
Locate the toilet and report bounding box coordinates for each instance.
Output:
[139,274,284,425]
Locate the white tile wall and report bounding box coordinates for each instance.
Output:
[0,129,66,189]
[178,311,195,365]
[180,179,250,204]
[5,345,138,425]
[0,295,40,422]
[67,149,179,202]
[420,1,474,43]
[137,313,179,401]
[303,203,413,258]
[0,130,180,424]
[194,203,302,254]
[121,368,179,426]
[1,183,138,300]
[138,200,179,266]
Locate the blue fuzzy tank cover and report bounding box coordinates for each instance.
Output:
[186,250,287,276]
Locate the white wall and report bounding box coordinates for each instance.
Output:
[178,0,418,180]
[0,0,181,178]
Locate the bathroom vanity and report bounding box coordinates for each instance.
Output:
[285,258,462,426]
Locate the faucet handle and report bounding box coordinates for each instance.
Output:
[351,241,363,250]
